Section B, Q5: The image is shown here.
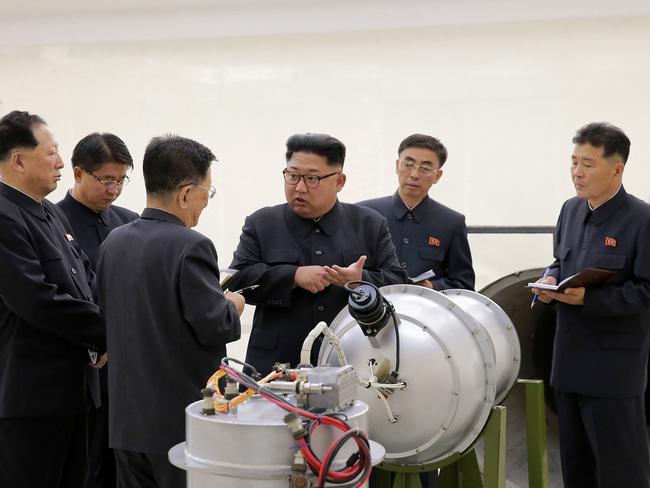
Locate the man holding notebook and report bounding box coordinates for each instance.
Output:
[533,122,650,488]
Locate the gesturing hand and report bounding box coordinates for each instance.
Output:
[322,255,367,287]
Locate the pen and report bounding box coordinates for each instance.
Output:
[233,284,260,294]
[530,267,551,309]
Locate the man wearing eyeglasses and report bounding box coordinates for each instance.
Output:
[227,132,407,376]
[359,134,474,292]
[96,134,243,488]
[56,133,138,488]
[0,111,106,488]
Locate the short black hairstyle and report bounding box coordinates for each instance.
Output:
[71,133,134,172]
[143,134,216,197]
[0,111,47,162]
[398,134,448,167]
[572,122,631,164]
[285,133,346,168]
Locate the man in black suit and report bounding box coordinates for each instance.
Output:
[0,111,106,488]
[58,133,138,488]
[358,134,474,291]
[533,122,650,487]
[96,134,244,488]
[228,133,408,376]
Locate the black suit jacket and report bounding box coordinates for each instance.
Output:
[96,208,241,454]
[228,201,408,375]
[57,191,139,394]
[548,187,650,397]
[57,191,139,267]
[358,193,475,290]
[0,182,105,417]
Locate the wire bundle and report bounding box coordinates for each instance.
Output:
[213,358,372,487]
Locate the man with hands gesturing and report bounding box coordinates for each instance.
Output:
[228,133,407,375]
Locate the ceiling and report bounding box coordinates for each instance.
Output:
[2,0,650,45]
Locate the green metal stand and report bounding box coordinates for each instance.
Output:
[517,379,549,488]
[372,379,550,488]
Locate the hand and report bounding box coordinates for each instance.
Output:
[224,291,246,316]
[322,255,367,287]
[415,279,433,289]
[294,266,330,294]
[531,276,557,304]
[540,286,585,306]
[89,352,108,369]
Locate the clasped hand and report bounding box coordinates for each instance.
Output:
[294,255,367,294]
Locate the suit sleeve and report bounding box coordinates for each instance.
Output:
[228,215,297,307]
[0,212,105,351]
[582,216,650,317]
[431,217,475,291]
[544,203,565,281]
[360,218,409,286]
[179,239,241,346]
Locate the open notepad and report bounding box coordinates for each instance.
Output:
[409,269,436,283]
[219,268,239,288]
[527,267,616,292]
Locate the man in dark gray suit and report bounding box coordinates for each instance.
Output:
[228,133,407,376]
[0,111,106,488]
[533,122,650,487]
[57,132,138,488]
[358,134,474,291]
[359,133,471,488]
[96,135,244,488]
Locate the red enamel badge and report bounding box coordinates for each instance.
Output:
[428,237,440,247]
[604,237,617,248]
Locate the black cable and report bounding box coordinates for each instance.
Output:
[342,280,368,299]
[318,429,371,487]
[390,306,400,375]
[220,356,260,377]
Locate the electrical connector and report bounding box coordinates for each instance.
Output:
[284,412,307,439]
[200,388,215,415]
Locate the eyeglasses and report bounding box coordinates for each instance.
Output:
[85,169,130,187]
[398,159,438,176]
[282,169,340,188]
[178,183,216,199]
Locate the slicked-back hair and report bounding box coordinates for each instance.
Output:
[572,122,631,164]
[0,111,47,162]
[398,134,448,167]
[285,133,346,168]
[143,135,216,197]
[71,133,134,172]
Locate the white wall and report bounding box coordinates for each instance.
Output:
[1,14,649,293]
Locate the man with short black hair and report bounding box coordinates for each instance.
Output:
[0,111,106,488]
[228,132,407,375]
[57,132,138,488]
[359,134,474,291]
[533,122,650,487]
[97,134,243,488]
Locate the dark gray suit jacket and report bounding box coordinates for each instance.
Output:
[358,192,475,291]
[228,201,408,375]
[0,182,105,417]
[548,187,650,397]
[96,208,241,454]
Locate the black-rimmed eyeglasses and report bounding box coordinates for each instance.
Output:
[85,169,130,187]
[282,169,340,188]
